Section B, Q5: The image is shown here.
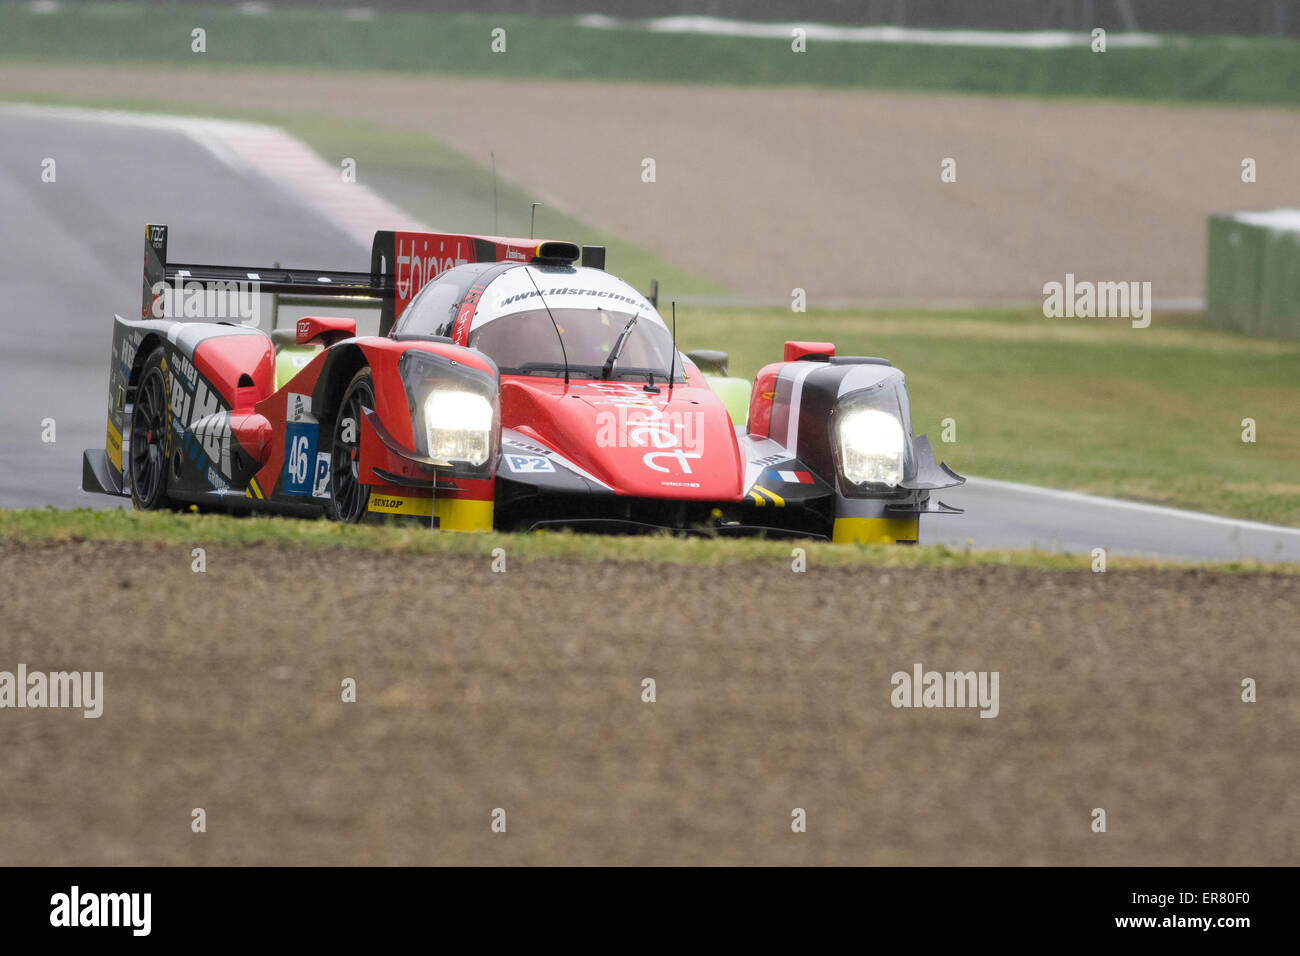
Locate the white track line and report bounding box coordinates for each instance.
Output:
[964,476,1300,536]
[577,15,1162,48]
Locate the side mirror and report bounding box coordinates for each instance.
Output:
[686,349,729,375]
[783,340,835,362]
[296,315,357,347]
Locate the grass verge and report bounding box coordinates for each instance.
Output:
[1,6,1298,106]
[1,507,1296,573]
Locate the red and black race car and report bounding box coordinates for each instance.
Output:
[82,224,963,543]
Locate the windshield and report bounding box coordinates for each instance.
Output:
[468,308,682,381]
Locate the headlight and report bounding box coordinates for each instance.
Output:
[399,349,499,472]
[836,407,905,487]
[423,389,493,466]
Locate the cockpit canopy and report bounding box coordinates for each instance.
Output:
[393,263,682,382]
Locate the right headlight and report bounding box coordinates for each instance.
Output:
[835,407,905,488]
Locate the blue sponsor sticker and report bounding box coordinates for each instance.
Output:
[283,421,318,496]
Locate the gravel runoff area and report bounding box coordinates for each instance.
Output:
[2,64,1299,303]
[0,540,1295,865]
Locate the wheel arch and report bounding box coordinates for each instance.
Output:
[314,343,371,437]
[129,333,166,391]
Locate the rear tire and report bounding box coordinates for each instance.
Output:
[329,368,374,523]
[129,347,173,511]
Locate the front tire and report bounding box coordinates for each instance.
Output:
[129,347,173,511]
[329,368,374,522]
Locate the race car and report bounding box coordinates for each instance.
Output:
[81,223,964,543]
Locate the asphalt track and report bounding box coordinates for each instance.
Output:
[935,478,1300,563]
[2,105,1298,562]
[0,106,370,509]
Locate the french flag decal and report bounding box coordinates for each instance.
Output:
[765,469,813,484]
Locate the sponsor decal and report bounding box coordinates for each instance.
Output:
[643,449,702,474]
[500,433,612,490]
[596,405,704,450]
[169,367,225,436]
[189,409,232,477]
[504,454,555,474]
[165,359,234,482]
[368,494,434,517]
[311,452,332,498]
[497,287,649,310]
[586,384,705,476]
[205,465,230,492]
[116,332,139,370]
[395,234,471,307]
[286,392,313,423]
[764,469,813,484]
[156,350,241,487]
[503,439,551,456]
[172,353,198,390]
[168,370,190,423]
[595,400,707,476]
[105,416,123,472]
[283,421,319,496]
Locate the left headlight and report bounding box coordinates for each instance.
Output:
[423,389,493,466]
[836,407,905,488]
[399,349,499,471]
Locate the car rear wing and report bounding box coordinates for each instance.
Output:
[140,224,391,341]
[141,223,605,338]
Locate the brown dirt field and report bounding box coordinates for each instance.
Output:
[0,540,1296,866]
[3,64,1299,302]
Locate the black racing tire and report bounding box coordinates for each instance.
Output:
[129,347,173,511]
[329,368,374,523]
